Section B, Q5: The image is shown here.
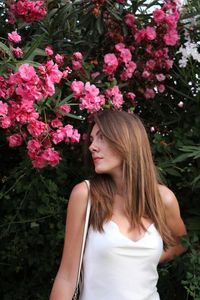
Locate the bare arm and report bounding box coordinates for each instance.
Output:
[158,185,187,263]
[49,181,89,300]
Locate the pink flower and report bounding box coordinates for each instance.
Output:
[42,148,61,166]
[71,129,80,143]
[52,128,66,144]
[18,64,36,81]
[8,31,21,43]
[0,101,8,117]
[0,76,8,98]
[45,60,63,83]
[55,54,64,64]
[106,86,124,109]
[103,53,119,75]
[115,43,125,52]
[51,118,63,128]
[153,9,165,23]
[7,133,23,147]
[32,156,46,168]
[134,29,146,43]
[44,75,55,96]
[9,104,23,125]
[145,26,156,41]
[144,88,155,99]
[12,47,23,58]
[146,60,156,70]
[27,139,41,158]
[0,116,11,128]
[163,30,179,46]
[59,104,71,113]
[72,60,82,71]
[165,59,173,70]
[126,92,136,101]
[156,74,166,82]
[124,13,135,27]
[45,46,53,56]
[63,124,74,140]
[71,81,84,98]
[142,70,151,79]
[27,120,47,137]
[73,52,83,60]
[118,48,132,64]
[163,2,177,11]
[120,61,136,80]
[79,82,105,113]
[165,14,178,29]
[85,82,99,96]
[155,49,167,58]
[158,84,165,93]
[27,139,41,152]
[15,82,42,102]
[81,94,105,113]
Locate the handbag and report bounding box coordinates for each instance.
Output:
[72,180,91,300]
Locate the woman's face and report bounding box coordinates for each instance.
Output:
[89,124,123,176]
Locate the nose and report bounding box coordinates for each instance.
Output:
[89,140,99,153]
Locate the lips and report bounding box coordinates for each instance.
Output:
[93,157,103,161]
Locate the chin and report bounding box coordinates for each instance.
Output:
[95,167,107,174]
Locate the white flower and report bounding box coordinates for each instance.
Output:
[177,41,200,68]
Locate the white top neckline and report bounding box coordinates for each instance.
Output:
[106,220,155,243]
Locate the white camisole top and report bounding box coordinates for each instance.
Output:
[79,220,163,300]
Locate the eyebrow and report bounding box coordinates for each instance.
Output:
[90,129,101,141]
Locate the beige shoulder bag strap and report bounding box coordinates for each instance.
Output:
[73,180,91,300]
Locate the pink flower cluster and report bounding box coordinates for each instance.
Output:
[8,0,47,24]
[71,81,105,113]
[0,0,182,168]
[102,0,180,101]
[153,3,180,46]
[106,86,124,109]
[72,52,83,71]
[0,60,80,168]
[103,43,137,81]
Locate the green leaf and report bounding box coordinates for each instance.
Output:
[23,34,45,60]
[165,168,181,177]
[56,112,85,120]
[56,94,74,106]
[16,60,41,68]
[0,42,14,59]
[96,16,104,35]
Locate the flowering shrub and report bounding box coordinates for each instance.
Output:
[1,1,200,299]
[7,0,47,24]
[0,0,181,168]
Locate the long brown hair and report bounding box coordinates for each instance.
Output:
[85,109,174,248]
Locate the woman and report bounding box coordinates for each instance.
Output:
[50,110,187,300]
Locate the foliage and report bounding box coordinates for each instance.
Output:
[0,143,88,300]
[181,235,200,300]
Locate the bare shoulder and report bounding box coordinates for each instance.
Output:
[158,184,178,208]
[70,181,89,199]
[67,180,89,212]
[157,184,187,239]
[158,184,180,216]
